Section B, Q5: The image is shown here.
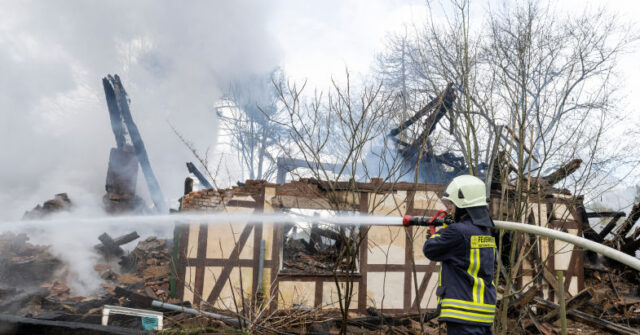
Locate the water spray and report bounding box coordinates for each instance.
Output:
[6,212,640,272]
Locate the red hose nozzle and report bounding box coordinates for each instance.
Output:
[402,213,453,227]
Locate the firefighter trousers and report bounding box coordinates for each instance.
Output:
[444,321,492,335]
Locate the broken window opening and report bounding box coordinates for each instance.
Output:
[281,208,360,275]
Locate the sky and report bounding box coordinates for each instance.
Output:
[0,0,639,221]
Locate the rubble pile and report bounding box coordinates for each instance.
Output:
[282,223,355,275]
[0,232,62,289]
[0,230,177,332]
[0,232,90,323]
[23,193,72,220]
[97,236,173,302]
[496,266,640,335]
[582,267,640,328]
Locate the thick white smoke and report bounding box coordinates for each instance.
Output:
[0,0,282,220]
[0,0,282,295]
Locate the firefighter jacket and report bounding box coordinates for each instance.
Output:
[423,217,496,326]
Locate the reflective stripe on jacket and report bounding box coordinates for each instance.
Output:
[423,217,496,326]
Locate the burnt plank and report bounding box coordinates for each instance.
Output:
[95,232,140,258]
[113,232,139,245]
[596,212,625,242]
[617,202,640,239]
[535,297,638,335]
[542,159,582,186]
[540,288,593,323]
[587,212,626,218]
[97,233,123,257]
[186,162,213,190]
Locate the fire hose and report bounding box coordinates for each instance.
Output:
[401,215,640,272]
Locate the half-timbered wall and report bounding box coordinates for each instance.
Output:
[175,180,584,313]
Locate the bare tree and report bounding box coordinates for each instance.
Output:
[265,69,424,334]
[376,0,638,333]
[216,68,286,182]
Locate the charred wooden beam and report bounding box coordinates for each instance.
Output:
[97,233,122,257]
[186,162,213,190]
[311,226,342,242]
[540,288,593,323]
[103,77,139,204]
[409,83,456,149]
[523,308,556,335]
[347,308,412,330]
[509,284,541,311]
[577,201,600,243]
[615,202,640,241]
[105,74,166,213]
[112,232,140,245]
[102,78,128,149]
[542,159,582,186]
[95,232,139,258]
[621,236,640,256]
[534,297,639,335]
[596,212,626,243]
[587,211,627,218]
[388,83,455,137]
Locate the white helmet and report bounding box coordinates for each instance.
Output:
[443,175,493,227]
[443,175,489,208]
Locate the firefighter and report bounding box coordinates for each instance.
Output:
[423,175,496,335]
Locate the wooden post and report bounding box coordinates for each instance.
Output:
[557,271,567,335]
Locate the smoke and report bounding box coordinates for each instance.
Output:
[0,0,282,296]
[0,0,282,220]
[0,0,431,296]
[9,208,179,296]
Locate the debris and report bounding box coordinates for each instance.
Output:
[0,313,151,335]
[535,297,640,335]
[94,232,139,258]
[114,287,243,328]
[0,232,62,288]
[186,162,213,190]
[580,200,640,267]
[115,274,144,285]
[387,83,472,182]
[102,305,163,331]
[42,281,71,300]
[539,159,583,187]
[539,288,593,323]
[509,285,541,311]
[282,222,356,274]
[102,74,166,214]
[23,193,72,219]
